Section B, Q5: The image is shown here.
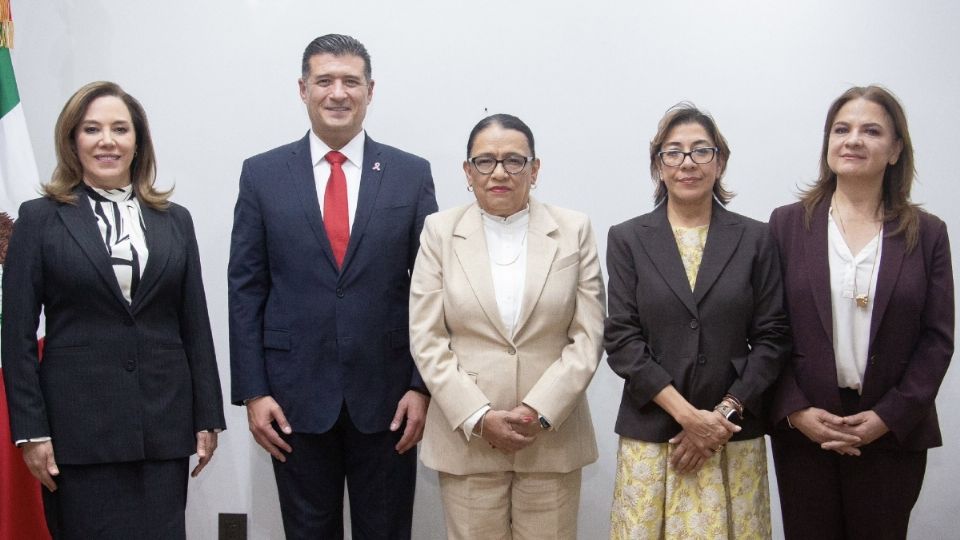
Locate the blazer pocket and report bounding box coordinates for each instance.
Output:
[42,343,91,354]
[263,329,291,351]
[550,252,580,272]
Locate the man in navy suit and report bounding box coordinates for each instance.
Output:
[228,34,437,539]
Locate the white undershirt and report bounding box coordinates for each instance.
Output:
[460,206,531,440]
[310,129,364,229]
[828,210,882,392]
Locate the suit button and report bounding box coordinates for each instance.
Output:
[125,361,135,371]
[507,347,516,355]
[336,287,344,298]
[697,354,707,364]
[869,354,877,365]
[689,319,699,329]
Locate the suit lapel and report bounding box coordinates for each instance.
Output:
[693,204,744,304]
[452,204,513,342]
[637,204,698,317]
[340,135,383,273]
[804,201,835,343]
[57,189,131,311]
[513,199,558,335]
[130,204,171,312]
[868,223,905,346]
[288,133,339,272]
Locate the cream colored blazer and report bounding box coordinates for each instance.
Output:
[410,198,605,475]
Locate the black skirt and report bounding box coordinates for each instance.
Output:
[42,457,189,540]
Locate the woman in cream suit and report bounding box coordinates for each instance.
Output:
[410,114,605,539]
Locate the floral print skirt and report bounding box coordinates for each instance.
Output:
[610,436,771,539]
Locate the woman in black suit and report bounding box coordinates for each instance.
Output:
[604,103,790,538]
[1,81,225,539]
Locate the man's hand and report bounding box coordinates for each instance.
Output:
[391,390,429,454]
[22,441,58,492]
[246,396,293,462]
[481,410,536,453]
[788,407,862,456]
[192,431,219,477]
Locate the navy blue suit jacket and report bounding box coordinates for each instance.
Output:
[228,132,437,434]
[2,189,225,464]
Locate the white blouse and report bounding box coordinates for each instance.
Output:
[828,210,882,392]
[86,184,149,304]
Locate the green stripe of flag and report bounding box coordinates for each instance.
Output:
[0,48,21,119]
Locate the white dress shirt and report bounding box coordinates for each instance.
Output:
[828,210,882,392]
[310,129,365,228]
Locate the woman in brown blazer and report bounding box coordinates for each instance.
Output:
[604,103,790,539]
[409,114,605,539]
[769,86,954,539]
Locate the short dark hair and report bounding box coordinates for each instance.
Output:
[301,34,372,81]
[649,102,733,206]
[466,114,536,158]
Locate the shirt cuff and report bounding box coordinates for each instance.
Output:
[461,405,491,441]
[15,437,52,447]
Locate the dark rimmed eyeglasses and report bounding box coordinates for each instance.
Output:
[468,155,535,175]
[658,147,718,167]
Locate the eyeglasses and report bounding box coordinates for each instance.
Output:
[658,147,718,167]
[468,155,534,175]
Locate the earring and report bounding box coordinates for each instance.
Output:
[531,183,537,190]
[467,185,474,192]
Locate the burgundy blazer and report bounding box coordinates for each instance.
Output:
[768,201,953,450]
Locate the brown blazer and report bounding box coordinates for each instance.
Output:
[768,201,954,450]
[409,199,605,475]
[604,202,791,442]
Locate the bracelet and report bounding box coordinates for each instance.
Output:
[472,410,488,438]
[786,415,796,429]
[715,394,744,420]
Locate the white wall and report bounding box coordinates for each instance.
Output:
[10,1,960,538]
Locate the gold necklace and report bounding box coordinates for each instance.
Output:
[832,194,881,308]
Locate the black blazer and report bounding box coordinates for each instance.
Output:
[604,203,791,441]
[768,201,953,450]
[1,189,225,464]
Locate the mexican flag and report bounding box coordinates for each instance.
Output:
[0,43,50,539]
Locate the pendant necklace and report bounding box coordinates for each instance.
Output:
[832,193,881,309]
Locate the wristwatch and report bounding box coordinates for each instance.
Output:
[714,402,738,421]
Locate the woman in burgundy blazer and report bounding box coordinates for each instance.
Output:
[769,85,953,540]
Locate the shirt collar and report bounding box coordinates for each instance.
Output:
[86,182,135,203]
[310,129,365,168]
[481,205,530,228]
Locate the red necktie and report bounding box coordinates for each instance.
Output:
[324,151,350,268]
